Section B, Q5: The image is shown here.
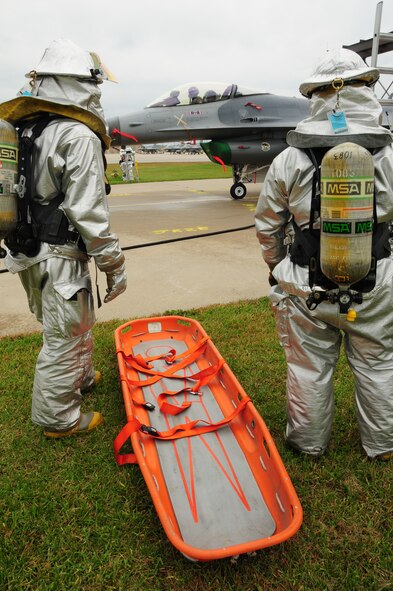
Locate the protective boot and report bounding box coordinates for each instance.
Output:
[372,450,393,461]
[44,411,104,438]
[81,371,102,394]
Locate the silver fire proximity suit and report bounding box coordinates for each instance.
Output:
[3,41,126,432]
[255,50,393,459]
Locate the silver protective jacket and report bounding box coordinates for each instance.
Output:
[6,117,123,273]
[255,89,393,458]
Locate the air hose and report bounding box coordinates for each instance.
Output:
[0,224,255,274]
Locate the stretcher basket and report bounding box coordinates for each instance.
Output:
[114,315,302,561]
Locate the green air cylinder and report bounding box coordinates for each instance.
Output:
[320,142,374,288]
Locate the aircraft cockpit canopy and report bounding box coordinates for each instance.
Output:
[146,83,266,108]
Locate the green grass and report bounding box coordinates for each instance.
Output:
[1,298,392,591]
[107,161,232,184]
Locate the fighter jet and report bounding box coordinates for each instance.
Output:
[107,82,309,199]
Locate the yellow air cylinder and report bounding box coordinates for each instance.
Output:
[0,119,18,241]
[320,142,374,288]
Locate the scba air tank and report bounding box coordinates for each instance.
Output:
[320,142,374,288]
[0,119,18,256]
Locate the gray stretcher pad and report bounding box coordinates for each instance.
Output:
[132,339,276,551]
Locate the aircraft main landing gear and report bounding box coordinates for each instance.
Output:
[230,182,247,200]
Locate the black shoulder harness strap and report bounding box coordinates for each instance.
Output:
[5,116,54,257]
[6,116,87,257]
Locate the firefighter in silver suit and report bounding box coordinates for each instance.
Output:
[3,39,127,438]
[255,48,393,460]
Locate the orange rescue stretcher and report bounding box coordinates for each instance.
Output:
[114,315,303,561]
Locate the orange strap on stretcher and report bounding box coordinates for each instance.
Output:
[134,335,211,366]
[119,336,210,385]
[114,396,251,466]
[119,333,224,416]
[124,358,225,415]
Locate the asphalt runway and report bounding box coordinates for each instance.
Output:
[0,175,270,337]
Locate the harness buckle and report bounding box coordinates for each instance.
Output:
[66,230,81,245]
[185,387,200,396]
[142,402,155,411]
[140,424,159,437]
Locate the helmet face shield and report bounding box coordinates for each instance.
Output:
[89,52,117,83]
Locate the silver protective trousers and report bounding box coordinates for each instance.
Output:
[270,283,393,458]
[19,257,96,430]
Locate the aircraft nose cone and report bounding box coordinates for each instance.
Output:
[107,116,121,144]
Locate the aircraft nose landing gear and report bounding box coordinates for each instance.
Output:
[230,182,247,200]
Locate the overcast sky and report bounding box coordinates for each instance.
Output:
[1,0,392,119]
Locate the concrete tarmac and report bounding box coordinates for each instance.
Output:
[0,174,270,338]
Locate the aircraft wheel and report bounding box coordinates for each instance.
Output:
[230,182,247,200]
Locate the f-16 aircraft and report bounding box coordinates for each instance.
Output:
[107,82,309,199]
[108,0,393,200]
